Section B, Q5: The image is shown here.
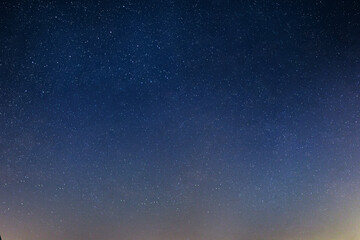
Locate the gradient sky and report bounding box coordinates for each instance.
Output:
[1,0,360,239]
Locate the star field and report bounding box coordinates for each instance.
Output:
[1,0,360,239]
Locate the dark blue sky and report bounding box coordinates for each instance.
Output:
[1,1,360,239]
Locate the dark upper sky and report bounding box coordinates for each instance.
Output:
[1,0,360,239]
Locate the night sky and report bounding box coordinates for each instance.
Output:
[1,0,360,239]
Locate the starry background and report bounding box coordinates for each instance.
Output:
[1,0,360,239]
